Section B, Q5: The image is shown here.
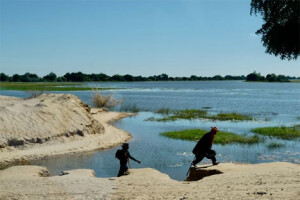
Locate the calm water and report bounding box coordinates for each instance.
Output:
[1,81,300,180]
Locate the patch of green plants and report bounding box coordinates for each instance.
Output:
[148,108,253,122]
[266,142,285,149]
[252,125,300,139]
[149,109,208,121]
[156,107,172,115]
[0,82,119,91]
[206,113,254,121]
[161,129,260,144]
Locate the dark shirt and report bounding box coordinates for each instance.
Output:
[192,131,215,155]
[116,149,138,165]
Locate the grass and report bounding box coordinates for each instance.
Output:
[206,113,254,121]
[252,125,300,139]
[266,142,285,149]
[161,129,260,144]
[92,91,122,109]
[156,107,172,115]
[120,104,140,113]
[148,108,253,122]
[290,79,300,83]
[0,82,119,91]
[149,109,208,122]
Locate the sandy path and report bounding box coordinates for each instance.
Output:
[0,162,299,200]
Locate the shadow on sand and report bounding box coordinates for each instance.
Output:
[185,165,223,181]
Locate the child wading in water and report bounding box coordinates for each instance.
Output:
[115,143,141,177]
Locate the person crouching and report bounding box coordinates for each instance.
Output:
[192,127,219,166]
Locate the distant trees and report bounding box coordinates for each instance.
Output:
[246,71,290,82]
[0,71,296,82]
[19,73,41,82]
[246,71,265,81]
[250,0,300,60]
[0,73,9,81]
[43,72,57,82]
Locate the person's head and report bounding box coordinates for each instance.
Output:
[211,127,219,134]
[122,143,129,150]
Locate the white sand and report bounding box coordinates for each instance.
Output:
[0,162,299,199]
[0,94,132,167]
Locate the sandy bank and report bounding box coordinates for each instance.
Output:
[0,162,299,199]
[0,94,133,167]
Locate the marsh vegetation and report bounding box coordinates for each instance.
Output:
[0,82,118,91]
[161,129,260,144]
[251,125,300,140]
[147,109,254,122]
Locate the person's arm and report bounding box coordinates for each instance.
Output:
[128,152,141,163]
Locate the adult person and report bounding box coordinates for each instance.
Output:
[192,127,219,166]
[115,143,141,177]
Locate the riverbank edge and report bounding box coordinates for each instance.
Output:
[0,162,299,199]
[0,110,134,169]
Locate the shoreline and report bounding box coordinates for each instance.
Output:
[0,94,134,169]
[0,162,299,199]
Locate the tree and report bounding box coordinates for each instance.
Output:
[246,71,265,81]
[266,73,276,82]
[43,72,57,82]
[0,73,9,81]
[250,0,300,60]
[12,74,21,82]
[63,72,88,82]
[124,74,134,81]
[20,73,40,82]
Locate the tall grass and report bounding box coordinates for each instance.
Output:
[161,129,260,144]
[252,125,300,139]
[92,91,122,109]
[25,90,44,99]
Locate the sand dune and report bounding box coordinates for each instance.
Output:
[0,162,299,200]
[0,94,132,168]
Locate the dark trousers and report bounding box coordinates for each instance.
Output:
[117,162,128,177]
[192,149,217,165]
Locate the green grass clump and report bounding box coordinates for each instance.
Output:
[252,125,300,139]
[173,109,208,119]
[161,129,260,145]
[0,82,119,91]
[148,109,253,122]
[207,113,254,121]
[150,109,208,122]
[266,142,285,149]
[156,108,172,115]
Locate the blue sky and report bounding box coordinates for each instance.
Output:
[0,0,299,77]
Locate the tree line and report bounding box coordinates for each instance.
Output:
[0,72,298,82]
[245,71,294,82]
[0,72,246,82]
